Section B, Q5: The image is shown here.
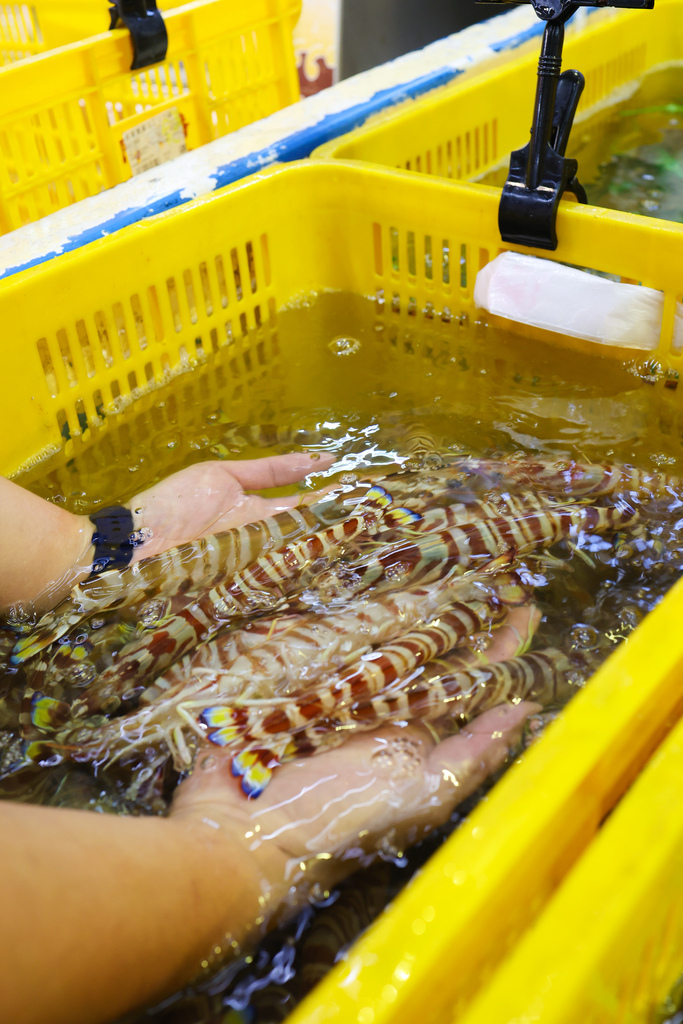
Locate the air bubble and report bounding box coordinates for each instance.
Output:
[138,598,169,628]
[328,336,362,357]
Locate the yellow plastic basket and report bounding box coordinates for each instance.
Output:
[456,697,683,1024]
[5,158,683,1022]
[0,0,301,232]
[313,0,683,185]
[0,0,188,64]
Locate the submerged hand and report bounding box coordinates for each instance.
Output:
[130,452,334,559]
[172,702,539,939]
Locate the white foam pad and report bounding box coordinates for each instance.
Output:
[473,251,664,351]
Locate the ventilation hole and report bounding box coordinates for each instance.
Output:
[375,287,385,310]
[166,277,182,333]
[246,241,257,293]
[37,337,58,396]
[424,235,433,281]
[210,327,219,352]
[93,389,105,421]
[415,155,421,172]
[160,351,170,375]
[373,222,383,276]
[128,370,138,391]
[407,231,416,277]
[424,301,435,320]
[483,123,489,166]
[183,269,198,325]
[390,227,399,273]
[460,244,468,289]
[408,297,417,317]
[178,344,189,368]
[224,320,233,345]
[56,328,77,387]
[492,119,498,161]
[391,293,400,314]
[74,398,88,435]
[215,254,228,308]
[268,296,276,325]
[474,126,480,170]
[93,311,113,368]
[110,378,121,401]
[130,294,147,350]
[406,159,411,170]
[254,304,261,328]
[426,150,432,174]
[112,302,131,360]
[442,307,452,324]
[446,139,453,178]
[260,233,271,287]
[442,241,450,285]
[56,408,70,442]
[144,362,154,383]
[147,286,164,342]
[73,320,95,378]
[256,339,266,366]
[239,312,247,335]
[199,262,213,316]
[194,335,203,356]
[465,132,471,176]
[231,248,243,301]
[242,349,253,372]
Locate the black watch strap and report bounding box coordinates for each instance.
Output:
[88,505,141,577]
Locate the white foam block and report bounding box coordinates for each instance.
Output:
[473,251,663,351]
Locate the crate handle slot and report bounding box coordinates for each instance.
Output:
[478,0,654,251]
[108,0,168,71]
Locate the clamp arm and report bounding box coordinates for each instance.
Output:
[478,0,654,249]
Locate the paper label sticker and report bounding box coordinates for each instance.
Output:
[122,107,187,176]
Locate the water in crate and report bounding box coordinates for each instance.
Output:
[2,291,683,1022]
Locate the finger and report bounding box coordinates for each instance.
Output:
[479,603,541,663]
[428,701,541,804]
[445,603,541,672]
[224,453,335,492]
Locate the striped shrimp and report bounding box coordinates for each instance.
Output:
[55,504,405,716]
[311,503,639,605]
[217,647,583,797]
[442,455,683,503]
[201,599,509,747]
[12,505,329,665]
[19,590,529,775]
[142,572,526,705]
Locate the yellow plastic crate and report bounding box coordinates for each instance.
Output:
[0,0,188,65]
[313,0,683,185]
[5,158,683,1022]
[456,696,683,1024]
[0,0,301,232]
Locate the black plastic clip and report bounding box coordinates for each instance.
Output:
[478,0,655,250]
[109,0,168,71]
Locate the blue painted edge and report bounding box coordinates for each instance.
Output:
[0,15,555,282]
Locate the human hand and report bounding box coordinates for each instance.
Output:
[170,602,541,943]
[129,452,334,560]
[172,701,539,942]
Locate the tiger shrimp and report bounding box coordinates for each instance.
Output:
[39,502,410,718]
[142,570,529,704]
[15,581,532,770]
[215,644,585,797]
[310,502,640,605]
